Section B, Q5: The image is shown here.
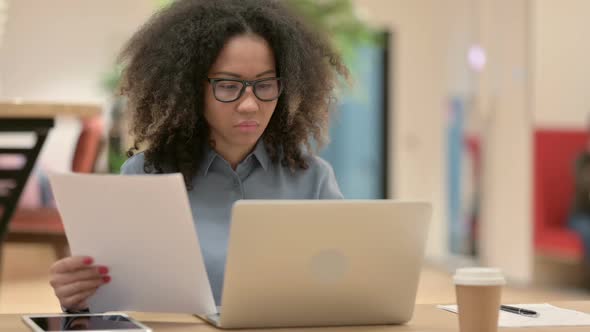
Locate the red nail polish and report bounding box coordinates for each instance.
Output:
[103,276,111,283]
[98,267,109,275]
[83,257,93,265]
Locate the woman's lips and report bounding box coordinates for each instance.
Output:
[235,120,259,132]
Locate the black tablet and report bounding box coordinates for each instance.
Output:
[22,313,151,332]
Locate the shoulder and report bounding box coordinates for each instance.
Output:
[302,154,343,199]
[271,153,335,180]
[281,154,337,187]
[304,154,336,178]
[269,148,334,177]
[120,152,147,175]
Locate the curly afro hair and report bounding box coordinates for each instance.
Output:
[118,0,348,189]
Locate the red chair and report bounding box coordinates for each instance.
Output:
[533,129,587,261]
[6,116,104,259]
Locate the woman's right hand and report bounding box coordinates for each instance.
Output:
[49,256,111,311]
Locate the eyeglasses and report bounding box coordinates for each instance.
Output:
[207,77,283,103]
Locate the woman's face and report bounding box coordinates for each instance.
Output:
[204,34,279,152]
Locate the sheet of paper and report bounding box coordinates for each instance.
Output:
[49,172,217,315]
[437,303,590,327]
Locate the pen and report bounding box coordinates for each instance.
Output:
[501,305,539,317]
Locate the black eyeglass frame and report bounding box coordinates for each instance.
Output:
[207,77,284,103]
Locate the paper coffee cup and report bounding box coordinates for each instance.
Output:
[454,268,505,332]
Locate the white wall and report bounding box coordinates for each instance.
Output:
[476,0,533,282]
[1,0,155,102]
[532,0,590,128]
[356,0,536,283]
[0,0,155,171]
[354,0,451,261]
[444,0,478,99]
[475,0,590,283]
[0,0,7,49]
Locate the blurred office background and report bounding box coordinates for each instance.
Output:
[0,0,589,312]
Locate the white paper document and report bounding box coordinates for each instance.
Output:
[49,173,217,315]
[437,303,590,327]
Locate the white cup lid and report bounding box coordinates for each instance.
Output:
[453,267,506,286]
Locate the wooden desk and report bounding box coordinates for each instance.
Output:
[0,102,102,238]
[0,102,101,119]
[2,302,589,332]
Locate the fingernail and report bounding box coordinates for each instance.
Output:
[83,257,93,265]
[98,267,109,275]
[103,276,111,283]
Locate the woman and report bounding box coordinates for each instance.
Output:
[49,0,348,312]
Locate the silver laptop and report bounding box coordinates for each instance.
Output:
[198,200,432,329]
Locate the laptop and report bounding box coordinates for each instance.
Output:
[197,200,432,329]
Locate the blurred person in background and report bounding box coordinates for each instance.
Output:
[569,115,590,283]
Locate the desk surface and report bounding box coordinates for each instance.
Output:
[0,102,102,118]
[3,302,590,332]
